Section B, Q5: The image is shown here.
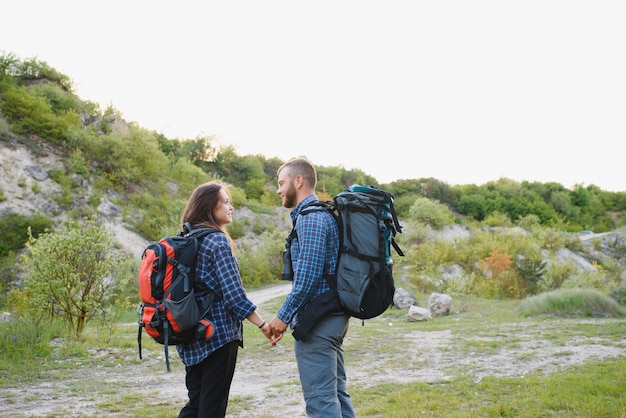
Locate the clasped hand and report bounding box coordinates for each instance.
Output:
[259,316,287,346]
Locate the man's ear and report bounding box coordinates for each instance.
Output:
[295,175,304,189]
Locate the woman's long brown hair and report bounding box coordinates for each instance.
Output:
[181,181,236,251]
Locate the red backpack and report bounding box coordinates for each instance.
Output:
[137,225,217,371]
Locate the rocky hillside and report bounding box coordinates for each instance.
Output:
[2,134,626,286]
[1,137,144,256]
[0,135,294,259]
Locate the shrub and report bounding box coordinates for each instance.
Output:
[237,231,286,287]
[539,261,576,292]
[228,219,247,240]
[408,196,456,229]
[9,217,118,336]
[561,269,608,291]
[0,317,65,360]
[518,288,625,317]
[0,252,18,306]
[168,158,209,197]
[483,211,514,227]
[609,287,626,306]
[0,212,52,257]
[0,84,80,145]
[28,81,82,113]
[48,168,74,209]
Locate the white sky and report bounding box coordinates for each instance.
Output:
[2,1,625,191]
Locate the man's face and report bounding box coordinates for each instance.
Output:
[277,170,297,209]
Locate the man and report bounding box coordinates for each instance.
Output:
[268,157,356,418]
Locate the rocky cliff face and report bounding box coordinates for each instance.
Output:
[1,140,64,218]
[0,137,292,259]
[2,137,624,278]
[0,138,149,257]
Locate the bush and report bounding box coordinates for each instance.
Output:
[0,318,65,360]
[408,196,456,229]
[609,287,626,306]
[228,219,247,240]
[0,84,80,145]
[0,252,18,306]
[9,217,118,336]
[518,288,626,317]
[0,212,52,258]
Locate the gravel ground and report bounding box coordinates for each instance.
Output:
[1,282,624,417]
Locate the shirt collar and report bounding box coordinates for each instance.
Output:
[290,194,318,224]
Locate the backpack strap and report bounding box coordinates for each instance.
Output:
[392,239,404,257]
[181,224,220,291]
[378,189,405,257]
[183,223,219,238]
[379,188,403,235]
[164,321,171,371]
[284,200,340,293]
[292,200,332,225]
[286,201,334,243]
[283,201,336,282]
[183,224,219,314]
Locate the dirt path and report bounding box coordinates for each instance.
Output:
[0,283,304,418]
[1,284,625,417]
[226,283,307,417]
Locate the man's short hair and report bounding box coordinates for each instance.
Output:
[278,157,317,189]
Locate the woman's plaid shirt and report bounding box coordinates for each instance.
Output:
[176,231,256,366]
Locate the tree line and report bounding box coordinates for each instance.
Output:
[1,53,625,338]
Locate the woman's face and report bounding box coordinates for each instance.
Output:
[214,188,234,226]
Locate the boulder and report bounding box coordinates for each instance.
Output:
[407,305,431,321]
[393,287,417,309]
[429,292,452,316]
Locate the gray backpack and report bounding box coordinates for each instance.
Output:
[285,184,404,324]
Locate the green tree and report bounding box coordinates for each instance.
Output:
[514,253,546,295]
[172,135,217,165]
[245,177,267,201]
[206,146,267,193]
[317,165,345,196]
[11,218,117,336]
[457,194,489,221]
[0,54,72,90]
[85,127,169,186]
[0,213,52,258]
[0,84,80,145]
[409,196,456,229]
[572,184,590,208]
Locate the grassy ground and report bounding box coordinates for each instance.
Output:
[0,291,624,417]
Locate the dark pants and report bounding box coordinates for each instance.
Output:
[178,340,240,418]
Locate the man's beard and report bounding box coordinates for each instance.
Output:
[283,184,297,208]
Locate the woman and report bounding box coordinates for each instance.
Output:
[177,181,274,417]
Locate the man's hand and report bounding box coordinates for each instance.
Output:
[268,316,288,346]
[259,322,276,342]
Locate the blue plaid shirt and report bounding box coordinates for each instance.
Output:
[277,195,339,328]
[176,231,256,366]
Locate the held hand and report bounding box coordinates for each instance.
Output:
[268,316,288,346]
[260,322,275,341]
[270,333,283,346]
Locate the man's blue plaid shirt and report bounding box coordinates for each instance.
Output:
[277,195,339,328]
[176,231,256,367]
